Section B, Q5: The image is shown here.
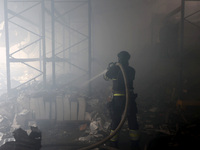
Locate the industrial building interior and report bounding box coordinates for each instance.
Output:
[0,0,200,150]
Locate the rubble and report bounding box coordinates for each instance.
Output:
[0,127,42,150]
[146,120,200,150]
[0,77,198,150]
[77,98,111,143]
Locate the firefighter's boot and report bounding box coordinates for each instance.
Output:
[108,130,119,148]
[129,130,140,150]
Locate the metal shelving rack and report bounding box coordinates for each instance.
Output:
[179,0,200,98]
[4,0,92,93]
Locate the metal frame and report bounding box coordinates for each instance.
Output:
[4,0,44,92]
[179,0,200,98]
[151,0,200,98]
[4,0,92,93]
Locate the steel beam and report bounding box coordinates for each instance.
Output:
[4,0,11,93]
[88,0,92,95]
[51,0,56,88]
[179,0,185,99]
[42,0,47,88]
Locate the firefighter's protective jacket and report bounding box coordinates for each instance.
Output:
[104,64,135,94]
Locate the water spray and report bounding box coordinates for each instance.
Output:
[80,69,107,87]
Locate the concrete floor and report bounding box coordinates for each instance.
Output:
[40,126,152,150]
[39,116,200,150]
[37,104,200,150]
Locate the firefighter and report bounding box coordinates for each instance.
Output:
[104,51,140,149]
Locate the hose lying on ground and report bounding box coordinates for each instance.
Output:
[78,63,130,150]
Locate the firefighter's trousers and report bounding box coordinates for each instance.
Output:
[109,94,139,142]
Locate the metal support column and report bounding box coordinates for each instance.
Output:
[51,0,56,88]
[179,0,185,99]
[4,0,11,93]
[42,0,47,88]
[88,0,92,95]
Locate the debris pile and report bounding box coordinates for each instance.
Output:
[77,98,111,143]
[146,120,200,150]
[0,77,199,149]
[0,127,41,150]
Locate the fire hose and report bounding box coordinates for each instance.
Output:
[78,63,130,150]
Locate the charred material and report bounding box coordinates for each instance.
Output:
[146,120,200,150]
[0,127,41,150]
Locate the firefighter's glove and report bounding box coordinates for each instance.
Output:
[107,62,116,70]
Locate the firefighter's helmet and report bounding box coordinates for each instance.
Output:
[117,51,130,60]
